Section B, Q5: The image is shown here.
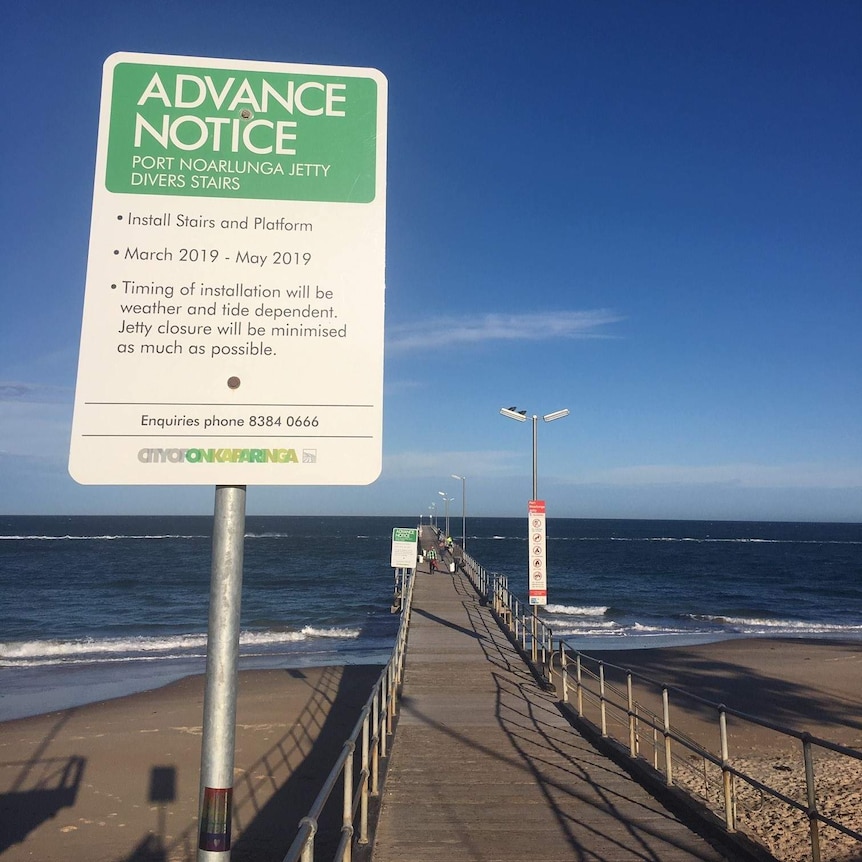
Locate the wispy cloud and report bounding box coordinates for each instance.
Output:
[387,309,622,352]
[0,382,71,404]
[577,463,862,490]
[383,449,518,478]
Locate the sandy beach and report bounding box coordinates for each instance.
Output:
[2,639,860,862]
[0,665,382,862]
[586,638,862,862]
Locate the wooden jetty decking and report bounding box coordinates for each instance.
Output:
[370,531,736,862]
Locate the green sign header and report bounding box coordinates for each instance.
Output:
[105,61,379,202]
[392,528,419,543]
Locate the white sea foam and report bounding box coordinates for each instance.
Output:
[1,634,207,659]
[588,536,861,546]
[553,624,625,637]
[689,614,862,634]
[544,604,610,617]
[547,614,862,643]
[300,626,361,639]
[0,534,202,541]
[0,626,362,668]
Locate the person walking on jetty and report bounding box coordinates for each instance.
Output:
[426,545,439,573]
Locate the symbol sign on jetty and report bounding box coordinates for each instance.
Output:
[70,51,387,486]
[528,499,548,605]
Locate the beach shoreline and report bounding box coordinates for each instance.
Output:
[0,648,395,724]
[2,639,861,861]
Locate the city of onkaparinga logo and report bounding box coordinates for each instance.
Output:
[138,447,300,463]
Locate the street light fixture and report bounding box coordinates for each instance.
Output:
[499,406,569,499]
[543,409,570,422]
[451,474,467,552]
[499,407,527,421]
[437,491,453,538]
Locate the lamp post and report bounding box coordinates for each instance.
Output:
[451,474,467,553]
[499,407,569,499]
[500,405,569,662]
[437,491,453,538]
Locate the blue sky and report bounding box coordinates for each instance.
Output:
[1,1,860,521]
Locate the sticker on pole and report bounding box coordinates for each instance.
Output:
[69,52,387,485]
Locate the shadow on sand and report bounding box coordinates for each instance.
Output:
[0,712,85,853]
[113,664,384,862]
[586,639,862,737]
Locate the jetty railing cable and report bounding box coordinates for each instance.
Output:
[281,563,415,862]
[460,552,862,862]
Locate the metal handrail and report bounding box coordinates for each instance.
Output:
[560,650,862,861]
[281,565,415,862]
[463,556,862,862]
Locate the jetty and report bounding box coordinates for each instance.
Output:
[368,527,737,861]
[285,526,861,862]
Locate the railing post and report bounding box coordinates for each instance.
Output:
[299,818,315,862]
[560,646,568,703]
[359,714,370,844]
[342,742,354,862]
[719,705,735,832]
[536,617,548,677]
[371,691,380,794]
[599,662,608,737]
[576,654,583,717]
[386,664,395,733]
[802,734,822,862]
[662,686,673,786]
[380,684,388,758]
[531,610,538,663]
[627,672,636,757]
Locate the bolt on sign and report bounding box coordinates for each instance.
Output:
[70,52,387,485]
[528,500,547,605]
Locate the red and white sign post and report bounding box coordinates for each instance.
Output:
[528,500,547,606]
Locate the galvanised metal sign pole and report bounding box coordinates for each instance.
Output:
[72,52,387,861]
[198,484,246,858]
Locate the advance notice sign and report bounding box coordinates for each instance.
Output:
[390,528,419,569]
[69,52,387,485]
[528,500,547,606]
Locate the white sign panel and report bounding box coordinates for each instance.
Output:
[390,528,419,569]
[70,52,387,485]
[528,499,547,605]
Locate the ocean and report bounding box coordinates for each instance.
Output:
[1,515,860,720]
